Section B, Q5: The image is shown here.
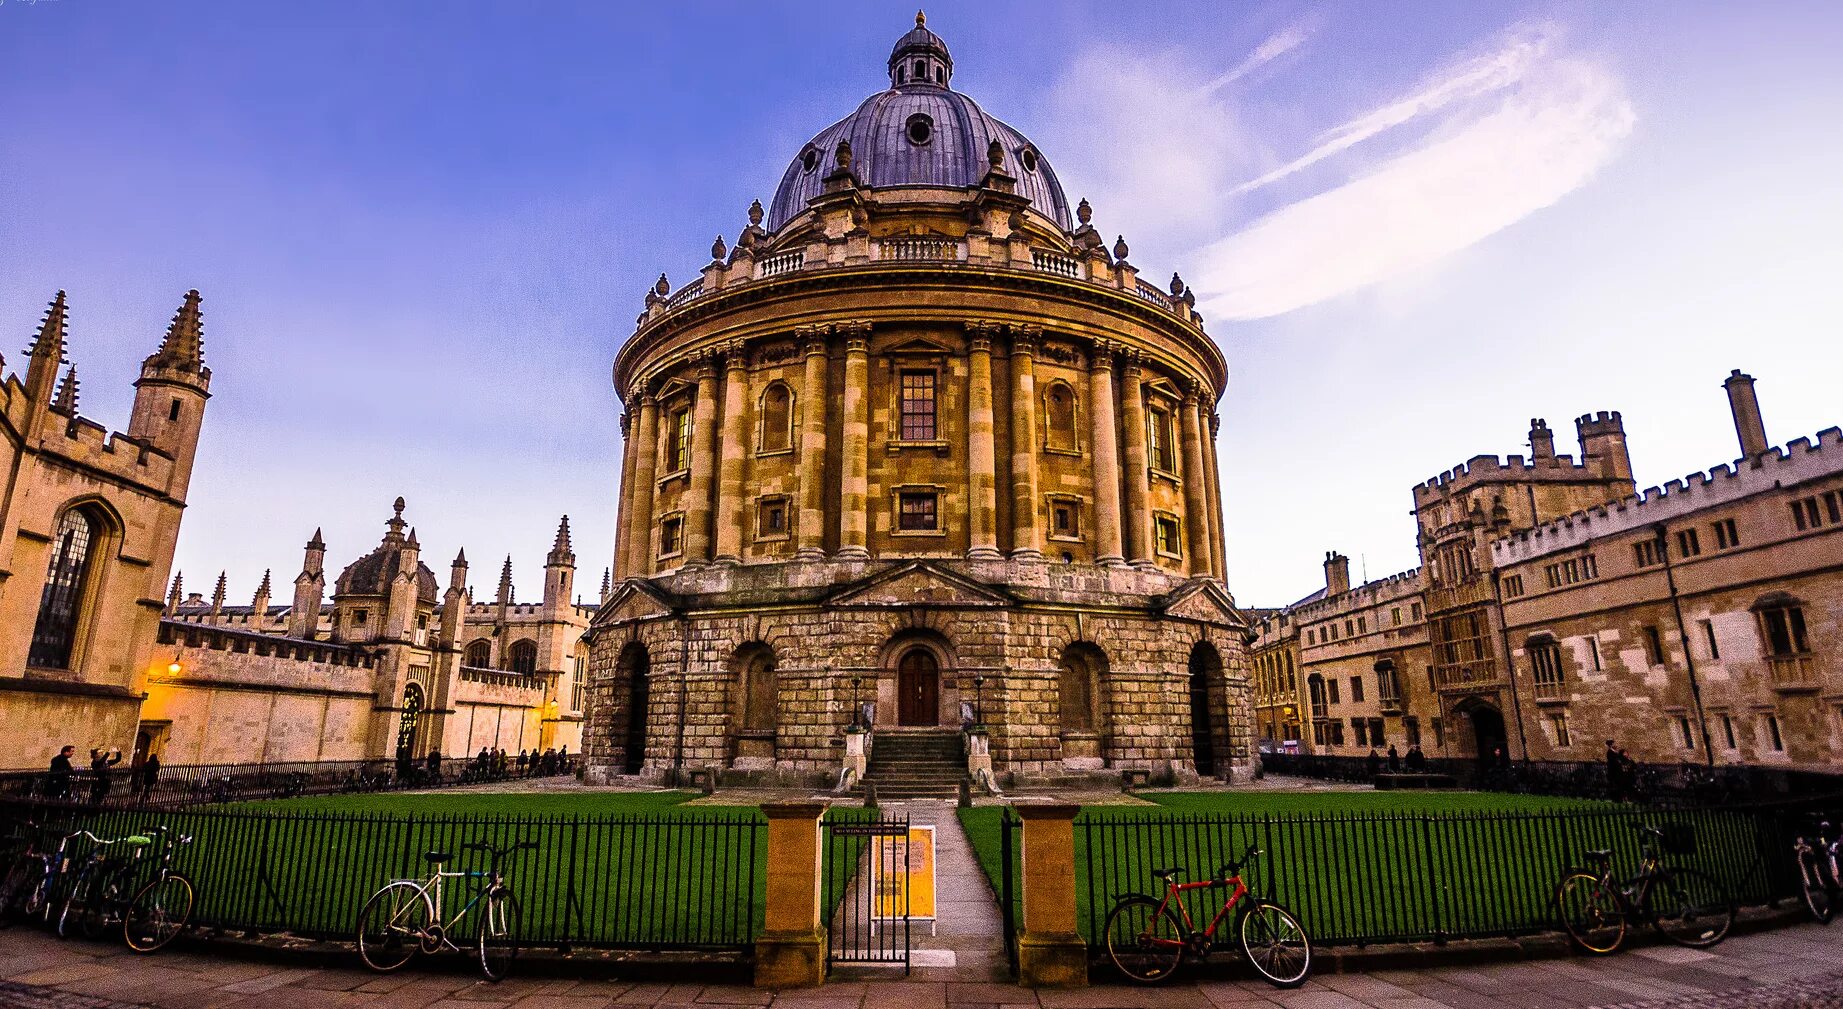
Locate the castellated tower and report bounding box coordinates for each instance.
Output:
[0,291,212,765]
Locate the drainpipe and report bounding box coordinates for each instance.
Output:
[1655,524,1715,767]
[673,613,690,785]
[1490,571,1532,763]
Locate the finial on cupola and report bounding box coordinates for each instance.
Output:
[654,273,670,297]
[1076,198,1093,225]
[987,139,1004,170]
[916,9,926,26]
[1113,235,1130,262]
[835,140,853,172]
[1169,272,1186,297]
[711,235,727,261]
[748,199,765,226]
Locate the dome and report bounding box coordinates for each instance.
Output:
[334,498,440,603]
[765,15,1072,233]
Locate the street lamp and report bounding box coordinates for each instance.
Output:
[850,675,863,730]
[972,675,986,728]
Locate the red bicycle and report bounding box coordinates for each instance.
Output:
[1103,845,1312,986]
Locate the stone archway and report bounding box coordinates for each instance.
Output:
[877,631,957,728]
[1057,642,1108,768]
[1188,641,1224,778]
[615,642,650,775]
[1456,698,1508,766]
[730,642,778,768]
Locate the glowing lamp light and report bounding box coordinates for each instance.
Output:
[166,661,184,676]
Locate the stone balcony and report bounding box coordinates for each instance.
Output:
[1768,653,1821,692]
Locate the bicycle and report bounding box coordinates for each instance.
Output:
[1792,814,1839,924]
[57,831,153,940]
[1554,823,1735,954]
[123,826,195,952]
[355,840,534,981]
[1103,845,1312,987]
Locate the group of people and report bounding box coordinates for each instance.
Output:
[471,745,571,779]
[1364,743,1429,777]
[42,744,161,804]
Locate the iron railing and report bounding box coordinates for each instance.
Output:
[1,798,763,952]
[0,755,576,808]
[1075,794,1835,951]
[822,809,911,970]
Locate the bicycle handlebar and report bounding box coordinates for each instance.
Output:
[461,840,538,867]
[1213,846,1264,882]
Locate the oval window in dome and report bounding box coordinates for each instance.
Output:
[801,148,819,173]
[906,113,934,146]
[1020,147,1039,173]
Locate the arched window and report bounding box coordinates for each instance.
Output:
[29,508,99,669]
[507,639,538,675]
[1057,646,1101,733]
[396,682,425,755]
[464,639,492,668]
[736,646,778,732]
[759,382,793,454]
[1044,383,1078,452]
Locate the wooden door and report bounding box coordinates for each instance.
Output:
[897,650,939,726]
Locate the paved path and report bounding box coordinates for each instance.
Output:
[3,915,1841,1008]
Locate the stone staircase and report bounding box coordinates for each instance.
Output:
[855,729,965,800]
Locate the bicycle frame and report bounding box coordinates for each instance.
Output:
[390,866,497,949]
[1149,873,1251,949]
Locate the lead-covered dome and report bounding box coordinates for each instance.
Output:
[765,13,1073,233]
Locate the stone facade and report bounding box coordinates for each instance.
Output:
[585,18,1253,787]
[0,292,208,767]
[1254,369,1843,772]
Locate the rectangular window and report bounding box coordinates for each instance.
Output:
[1432,717,1444,748]
[669,407,692,472]
[1720,714,1736,750]
[1050,501,1078,537]
[1583,553,1597,579]
[1713,518,1740,550]
[897,490,938,531]
[1530,640,1565,698]
[1154,516,1181,557]
[1548,712,1571,748]
[1392,607,1402,626]
[1828,490,1843,524]
[1404,717,1421,746]
[1699,619,1719,660]
[1587,636,1603,671]
[1642,625,1665,667]
[1411,602,1423,621]
[1760,604,1809,656]
[659,517,683,557]
[1330,721,1345,746]
[352,608,368,624]
[1633,539,1660,568]
[1675,528,1701,558]
[1352,719,1367,747]
[1345,619,1354,636]
[1328,679,1341,704]
[1791,497,1821,531]
[1764,713,1784,752]
[1358,616,1367,634]
[1369,718,1384,745]
[1351,676,1365,702]
[757,497,788,539]
[1503,574,1524,599]
[1676,716,1695,749]
[1148,409,1175,472]
[899,370,937,441]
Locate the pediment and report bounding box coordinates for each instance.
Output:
[591,580,678,628]
[1162,580,1244,627]
[655,377,696,402]
[829,562,1011,608]
[884,336,955,357]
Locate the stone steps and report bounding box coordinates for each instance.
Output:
[854,730,965,800]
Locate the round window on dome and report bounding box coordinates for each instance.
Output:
[801,148,819,173]
[1020,147,1039,173]
[906,113,934,146]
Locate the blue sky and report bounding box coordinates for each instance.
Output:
[2,1,1840,607]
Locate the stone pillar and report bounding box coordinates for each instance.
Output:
[1009,326,1041,560]
[625,393,660,577]
[795,328,829,561]
[613,410,634,579]
[965,322,1001,560]
[837,323,871,559]
[753,802,827,988]
[684,356,720,565]
[714,343,750,564]
[1179,383,1214,578]
[1087,343,1125,566]
[1014,802,1087,987]
[1206,412,1227,580]
[1118,353,1153,566]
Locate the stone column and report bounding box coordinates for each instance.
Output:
[625,392,660,577]
[1009,325,1041,560]
[684,355,720,565]
[714,342,750,564]
[965,322,1002,560]
[1087,343,1125,566]
[1014,802,1088,987]
[1179,382,1214,578]
[795,328,829,561]
[837,323,871,560]
[1207,412,1228,580]
[1118,353,1153,566]
[613,410,634,579]
[753,801,827,987]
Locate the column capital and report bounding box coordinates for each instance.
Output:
[619,412,632,436]
[722,339,750,369]
[836,319,872,339]
[795,326,829,356]
[1120,349,1145,379]
[1179,376,1202,406]
[1089,339,1119,372]
[637,389,659,408]
[1209,412,1222,436]
[686,352,717,380]
[1010,324,1041,356]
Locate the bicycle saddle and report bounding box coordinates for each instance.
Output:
[1586,848,1613,861]
[424,850,451,865]
[1151,866,1186,880]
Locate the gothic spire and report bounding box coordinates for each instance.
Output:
[548,515,575,566]
[148,289,204,368]
[497,555,514,604]
[253,568,273,603]
[25,291,69,399]
[600,567,612,601]
[166,571,184,614]
[51,365,79,416]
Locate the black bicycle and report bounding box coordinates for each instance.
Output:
[1554,823,1734,954]
[1792,814,1840,924]
[123,826,195,952]
[57,831,153,940]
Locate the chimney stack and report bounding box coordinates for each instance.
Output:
[1324,551,1351,597]
[1723,369,1769,461]
[1529,418,1555,459]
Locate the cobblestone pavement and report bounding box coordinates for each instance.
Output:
[1,920,1839,1008]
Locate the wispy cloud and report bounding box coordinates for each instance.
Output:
[1193,45,1634,320]
[1201,20,1318,95]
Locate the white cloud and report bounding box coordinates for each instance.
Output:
[1201,20,1318,95]
[1192,34,1635,320]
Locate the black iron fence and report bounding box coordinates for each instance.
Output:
[822,810,911,971]
[1259,751,1840,805]
[1075,793,1838,951]
[0,755,576,808]
[1,798,762,952]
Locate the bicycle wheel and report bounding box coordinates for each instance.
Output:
[56,867,97,939]
[1555,872,1625,955]
[0,856,36,927]
[476,887,521,981]
[1104,895,1185,983]
[1649,867,1733,948]
[1238,901,1312,988]
[356,881,433,972]
[125,874,194,953]
[1799,851,1835,925]
[79,876,127,941]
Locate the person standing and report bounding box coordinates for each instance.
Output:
[47,745,76,800]
[1387,744,1401,774]
[136,751,161,803]
[89,747,123,805]
[517,749,529,776]
[1365,748,1381,780]
[1605,739,1627,801]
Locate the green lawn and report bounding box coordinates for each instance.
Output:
[960,790,1770,948]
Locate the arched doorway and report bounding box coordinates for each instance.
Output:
[897,648,939,726]
[731,643,777,766]
[1188,642,1223,777]
[1461,701,1508,766]
[617,643,650,775]
[1057,643,1108,766]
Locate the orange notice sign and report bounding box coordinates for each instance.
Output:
[871,825,937,923]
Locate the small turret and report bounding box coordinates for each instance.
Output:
[209,571,227,623]
[1575,411,1632,482]
[165,571,184,616]
[1528,418,1554,459]
[251,568,272,619]
[496,555,514,624]
[544,516,576,618]
[289,528,326,639]
[439,549,468,649]
[1723,370,1769,461]
[128,290,212,495]
[24,291,68,406]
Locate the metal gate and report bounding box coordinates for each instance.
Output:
[999,809,1020,974]
[822,812,911,971]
